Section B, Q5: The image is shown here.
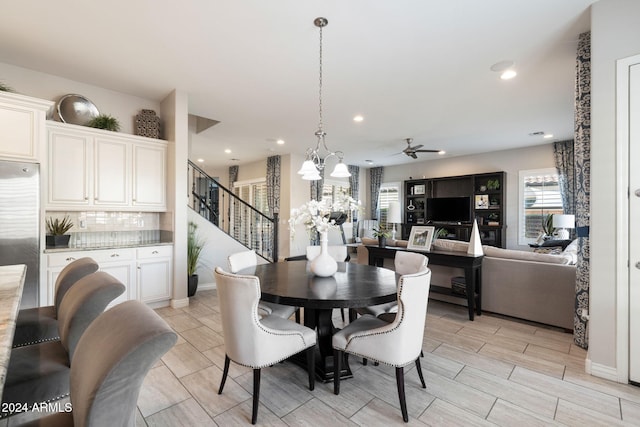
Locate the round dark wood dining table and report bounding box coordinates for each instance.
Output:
[237,260,398,382]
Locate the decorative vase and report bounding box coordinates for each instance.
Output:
[188,274,199,297]
[378,236,387,247]
[46,234,71,248]
[309,230,338,277]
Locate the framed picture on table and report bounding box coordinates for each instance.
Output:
[407,226,435,251]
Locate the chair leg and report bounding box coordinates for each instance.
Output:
[333,349,342,395]
[306,346,315,391]
[218,355,230,394]
[415,357,426,388]
[295,308,301,324]
[252,368,261,424]
[395,366,409,422]
[340,308,345,322]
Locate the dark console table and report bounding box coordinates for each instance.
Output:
[366,245,483,320]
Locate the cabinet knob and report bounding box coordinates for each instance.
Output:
[635,189,640,197]
[110,253,119,258]
[152,250,159,254]
[65,257,76,261]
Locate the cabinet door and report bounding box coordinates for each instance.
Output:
[94,137,129,207]
[132,143,166,210]
[48,130,91,206]
[100,261,136,307]
[137,258,172,303]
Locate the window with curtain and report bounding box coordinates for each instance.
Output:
[233,179,269,249]
[518,169,564,244]
[376,182,401,225]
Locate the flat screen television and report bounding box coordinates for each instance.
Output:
[426,197,471,223]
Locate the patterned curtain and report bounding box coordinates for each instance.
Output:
[229,165,239,188]
[369,167,384,219]
[574,31,591,349]
[348,165,360,241]
[266,155,280,214]
[553,140,576,219]
[309,170,324,201]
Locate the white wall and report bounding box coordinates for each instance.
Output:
[382,144,555,249]
[0,62,160,135]
[589,0,640,377]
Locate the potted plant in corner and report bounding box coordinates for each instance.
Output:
[46,215,73,248]
[541,213,555,240]
[187,221,205,297]
[372,225,392,248]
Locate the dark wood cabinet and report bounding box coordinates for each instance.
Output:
[402,172,506,247]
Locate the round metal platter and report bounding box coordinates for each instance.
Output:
[56,94,100,125]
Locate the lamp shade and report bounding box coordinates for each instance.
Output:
[297,160,318,175]
[329,161,351,178]
[387,201,402,224]
[553,214,575,229]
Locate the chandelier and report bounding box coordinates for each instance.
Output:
[297,17,351,181]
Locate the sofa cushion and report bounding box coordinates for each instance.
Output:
[533,246,563,255]
[431,239,469,252]
[483,245,572,265]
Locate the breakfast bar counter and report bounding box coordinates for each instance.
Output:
[0,264,26,401]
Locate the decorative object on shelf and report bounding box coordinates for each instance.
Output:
[297,17,350,181]
[552,214,575,240]
[309,230,338,277]
[475,194,489,209]
[46,215,73,248]
[413,184,425,195]
[479,185,487,192]
[387,201,402,240]
[372,225,391,248]
[135,109,161,139]
[487,179,500,191]
[187,221,206,297]
[86,114,121,132]
[289,196,360,240]
[54,94,100,125]
[407,225,435,252]
[406,200,415,211]
[541,213,555,239]
[467,219,484,256]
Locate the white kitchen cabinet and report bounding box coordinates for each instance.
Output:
[46,121,166,211]
[0,92,52,162]
[136,245,172,304]
[45,245,173,307]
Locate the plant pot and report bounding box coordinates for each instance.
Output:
[378,236,387,248]
[46,234,70,248]
[188,274,199,297]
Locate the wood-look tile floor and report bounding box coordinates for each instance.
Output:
[136,290,640,426]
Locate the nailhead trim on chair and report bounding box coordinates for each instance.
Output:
[11,336,61,349]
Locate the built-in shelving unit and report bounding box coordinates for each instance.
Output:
[402,171,506,247]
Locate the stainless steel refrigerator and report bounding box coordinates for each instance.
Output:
[0,160,39,308]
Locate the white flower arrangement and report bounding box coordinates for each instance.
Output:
[289,196,361,236]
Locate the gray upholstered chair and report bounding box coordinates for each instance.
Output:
[333,267,432,423]
[356,251,428,318]
[1,272,125,415]
[12,257,99,348]
[214,267,316,424]
[228,250,299,321]
[15,300,177,427]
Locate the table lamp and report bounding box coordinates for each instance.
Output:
[387,201,402,240]
[553,214,575,240]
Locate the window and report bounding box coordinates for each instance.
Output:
[518,168,564,245]
[377,182,401,225]
[321,178,353,221]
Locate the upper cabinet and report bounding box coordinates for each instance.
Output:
[0,92,53,162]
[46,121,167,211]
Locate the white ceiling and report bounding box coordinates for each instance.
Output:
[0,0,595,170]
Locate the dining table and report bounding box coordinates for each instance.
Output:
[0,264,27,401]
[238,260,398,382]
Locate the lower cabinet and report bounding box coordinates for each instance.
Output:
[45,245,173,307]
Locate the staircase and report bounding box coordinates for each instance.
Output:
[188,161,278,262]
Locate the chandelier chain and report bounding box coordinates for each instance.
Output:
[318,22,323,133]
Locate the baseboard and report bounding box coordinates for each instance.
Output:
[170,297,190,308]
[587,358,621,382]
[198,282,216,291]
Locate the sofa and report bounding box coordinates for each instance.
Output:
[357,238,577,330]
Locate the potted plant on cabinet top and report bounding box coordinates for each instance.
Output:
[372,225,392,248]
[46,215,73,248]
[187,221,205,297]
[86,114,121,132]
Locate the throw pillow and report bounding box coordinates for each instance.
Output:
[533,246,563,255]
[562,239,579,264]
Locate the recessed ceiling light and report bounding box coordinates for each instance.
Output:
[365,160,373,165]
[276,139,285,145]
[438,150,446,155]
[197,158,204,163]
[543,134,554,139]
[353,115,364,122]
[500,69,517,80]
[224,149,231,154]
[490,60,514,72]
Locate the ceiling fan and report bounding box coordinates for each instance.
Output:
[402,138,442,159]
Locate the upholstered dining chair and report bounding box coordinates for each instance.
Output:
[333,266,432,423]
[2,272,125,415]
[228,250,299,321]
[12,257,99,348]
[14,300,177,427]
[214,267,316,424]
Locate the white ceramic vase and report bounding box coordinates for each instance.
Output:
[309,230,338,277]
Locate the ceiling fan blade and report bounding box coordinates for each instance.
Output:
[412,144,424,151]
[410,152,418,159]
[415,149,442,153]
